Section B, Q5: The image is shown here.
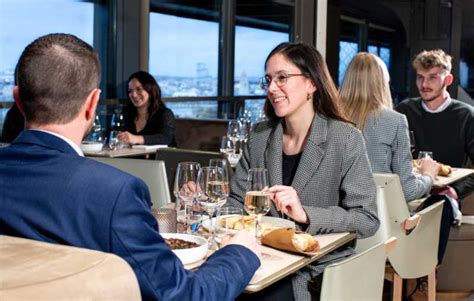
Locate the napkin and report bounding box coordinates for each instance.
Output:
[131,144,167,151]
[261,228,320,255]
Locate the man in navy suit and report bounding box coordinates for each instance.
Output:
[0,33,260,301]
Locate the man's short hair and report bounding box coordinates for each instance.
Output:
[16,33,100,125]
[412,49,452,74]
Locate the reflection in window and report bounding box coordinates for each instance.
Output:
[460,60,469,88]
[0,0,94,102]
[234,26,288,96]
[338,41,358,85]
[244,99,266,124]
[149,13,219,98]
[368,44,391,71]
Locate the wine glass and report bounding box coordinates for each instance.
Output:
[220,136,233,157]
[244,168,271,238]
[409,131,416,154]
[173,162,201,233]
[227,120,240,156]
[198,166,227,249]
[209,158,230,198]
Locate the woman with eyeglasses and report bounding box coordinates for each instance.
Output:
[117,71,177,146]
[228,43,379,301]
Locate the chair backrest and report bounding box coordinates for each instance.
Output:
[356,173,443,279]
[0,235,141,300]
[320,241,386,301]
[92,157,171,209]
[155,147,231,201]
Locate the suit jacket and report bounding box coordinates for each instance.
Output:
[0,130,259,301]
[228,114,379,300]
[363,108,432,201]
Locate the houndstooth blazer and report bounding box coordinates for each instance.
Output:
[228,113,379,301]
[363,108,432,201]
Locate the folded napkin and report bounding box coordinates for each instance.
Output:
[261,228,320,255]
[131,144,167,151]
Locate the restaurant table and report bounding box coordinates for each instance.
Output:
[409,168,474,211]
[83,145,167,158]
[432,168,474,188]
[183,231,356,293]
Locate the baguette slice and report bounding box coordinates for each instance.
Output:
[438,164,452,177]
[261,228,320,254]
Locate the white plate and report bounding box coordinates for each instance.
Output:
[202,215,295,232]
[161,233,208,265]
[80,141,103,152]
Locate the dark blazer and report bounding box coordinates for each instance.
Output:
[123,106,177,146]
[0,130,259,301]
[228,114,379,300]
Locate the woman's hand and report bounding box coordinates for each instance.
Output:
[419,157,440,181]
[117,131,144,145]
[268,185,308,224]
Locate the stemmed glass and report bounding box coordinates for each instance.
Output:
[209,158,230,197]
[173,162,201,233]
[198,166,227,249]
[244,168,271,238]
[409,131,416,154]
[227,120,240,157]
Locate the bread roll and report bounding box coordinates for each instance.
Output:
[438,164,452,177]
[292,233,319,252]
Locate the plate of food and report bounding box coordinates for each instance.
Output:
[203,214,295,237]
[161,233,208,265]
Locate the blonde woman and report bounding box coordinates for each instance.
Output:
[339,52,439,201]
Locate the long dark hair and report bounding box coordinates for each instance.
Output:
[263,42,348,123]
[127,71,165,120]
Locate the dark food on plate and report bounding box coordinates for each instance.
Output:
[164,238,199,250]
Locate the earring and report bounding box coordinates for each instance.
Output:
[307,93,313,101]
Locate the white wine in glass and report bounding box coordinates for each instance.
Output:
[244,168,270,237]
[198,166,227,249]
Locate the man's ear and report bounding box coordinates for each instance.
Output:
[444,73,454,87]
[13,86,25,115]
[84,88,101,121]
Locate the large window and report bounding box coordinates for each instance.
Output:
[0,0,94,135]
[234,26,288,97]
[149,13,219,98]
[338,41,358,85]
[149,0,292,120]
[0,0,94,102]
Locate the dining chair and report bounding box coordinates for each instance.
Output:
[0,235,141,300]
[92,157,171,209]
[355,173,443,301]
[320,239,392,301]
[155,147,232,201]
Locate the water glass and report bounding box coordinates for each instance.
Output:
[416,151,433,168]
[173,162,201,233]
[108,130,124,150]
[151,208,177,233]
[216,207,243,240]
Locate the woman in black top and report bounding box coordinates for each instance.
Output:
[118,71,177,146]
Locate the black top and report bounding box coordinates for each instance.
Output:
[395,98,474,198]
[123,106,177,147]
[282,152,303,186]
[1,104,24,143]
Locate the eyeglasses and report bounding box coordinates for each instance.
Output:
[259,73,305,90]
[128,86,145,94]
